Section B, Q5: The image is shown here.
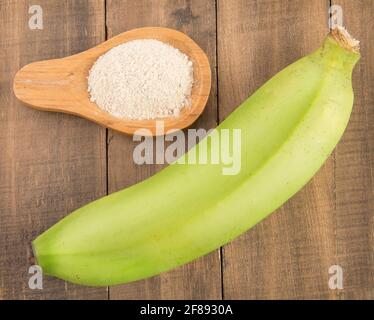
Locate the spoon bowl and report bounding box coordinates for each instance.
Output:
[13,27,211,136]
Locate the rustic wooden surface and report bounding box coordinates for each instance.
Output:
[106,0,221,300]
[331,0,374,300]
[0,0,107,299]
[0,0,373,299]
[218,0,336,300]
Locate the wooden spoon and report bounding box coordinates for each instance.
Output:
[13,27,211,136]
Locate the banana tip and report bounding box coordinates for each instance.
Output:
[330,26,360,53]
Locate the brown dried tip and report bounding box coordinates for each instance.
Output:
[330,26,360,53]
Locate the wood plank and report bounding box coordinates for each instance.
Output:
[331,0,374,300]
[106,0,221,299]
[0,0,107,299]
[218,0,335,299]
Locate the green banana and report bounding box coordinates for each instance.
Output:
[32,28,360,286]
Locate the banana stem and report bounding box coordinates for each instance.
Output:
[330,26,360,53]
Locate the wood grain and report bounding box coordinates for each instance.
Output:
[218,0,336,299]
[106,0,221,300]
[331,0,374,300]
[0,0,107,299]
[13,27,212,136]
[1,0,373,300]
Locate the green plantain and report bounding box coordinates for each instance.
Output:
[32,27,360,286]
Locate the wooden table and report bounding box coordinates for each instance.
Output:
[1,0,373,300]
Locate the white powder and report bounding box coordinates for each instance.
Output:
[88,39,194,120]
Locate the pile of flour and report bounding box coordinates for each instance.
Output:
[88,39,193,120]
